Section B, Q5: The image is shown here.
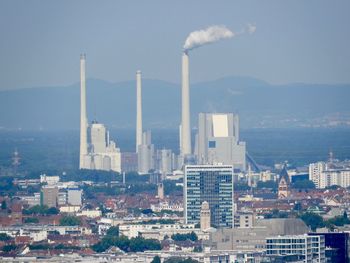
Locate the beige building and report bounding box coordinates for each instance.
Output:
[41,186,58,208]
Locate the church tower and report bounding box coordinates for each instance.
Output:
[278,164,290,199]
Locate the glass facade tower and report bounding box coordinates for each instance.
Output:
[184,165,234,228]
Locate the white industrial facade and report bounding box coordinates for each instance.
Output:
[196,113,246,171]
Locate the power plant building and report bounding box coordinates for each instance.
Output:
[196,113,246,171]
[137,131,155,174]
[79,55,121,173]
[184,165,234,228]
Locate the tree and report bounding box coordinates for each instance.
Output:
[256,180,278,190]
[0,233,11,241]
[300,212,325,231]
[171,232,198,242]
[1,200,7,210]
[59,216,81,226]
[106,226,119,237]
[1,244,17,252]
[292,180,315,189]
[47,207,59,215]
[151,256,161,263]
[164,257,200,263]
[24,217,39,224]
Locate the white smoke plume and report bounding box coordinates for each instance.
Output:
[183,25,234,52]
[246,23,256,34]
[183,24,256,52]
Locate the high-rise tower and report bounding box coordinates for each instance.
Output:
[136,70,143,153]
[181,51,191,156]
[79,54,88,169]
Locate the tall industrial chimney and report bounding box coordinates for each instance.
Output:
[181,51,191,156]
[79,54,88,169]
[136,70,143,152]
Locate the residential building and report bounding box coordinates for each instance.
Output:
[41,186,58,208]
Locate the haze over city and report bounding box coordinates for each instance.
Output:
[0,1,350,263]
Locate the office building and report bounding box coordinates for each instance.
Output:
[309,232,349,262]
[266,234,326,263]
[196,113,246,171]
[184,165,234,228]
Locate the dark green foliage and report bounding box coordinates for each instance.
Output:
[326,185,339,190]
[83,185,121,198]
[234,182,250,191]
[24,217,39,223]
[62,169,119,183]
[0,177,19,196]
[326,212,350,227]
[91,231,161,253]
[53,244,81,250]
[171,232,198,242]
[151,255,161,263]
[1,200,7,210]
[22,205,58,215]
[256,180,278,190]
[1,244,17,252]
[29,244,50,250]
[142,208,153,215]
[140,219,176,225]
[265,209,289,219]
[129,236,161,252]
[106,226,119,237]
[126,183,157,194]
[300,212,325,231]
[164,257,200,263]
[123,172,150,184]
[59,216,81,226]
[292,180,315,189]
[163,180,183,195]
[0,233,11,241]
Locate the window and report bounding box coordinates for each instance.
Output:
[208,141,216,148]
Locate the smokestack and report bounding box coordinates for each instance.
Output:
[181,51,191,156]
[136,70,142,152]
[79,54,88,169]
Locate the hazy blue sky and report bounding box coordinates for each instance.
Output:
[0,0,349,90]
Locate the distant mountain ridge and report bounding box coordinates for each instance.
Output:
[0,76,349,130]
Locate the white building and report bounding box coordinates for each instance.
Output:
[67,188,82,206]
[196,113,246,171]
[138,131,155,174]
[309,162,327,188]
[82,122,121,173]
[309,162,350,188]
[40,174,60,185]
[266,234,326,263]
[156,149,173,176]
